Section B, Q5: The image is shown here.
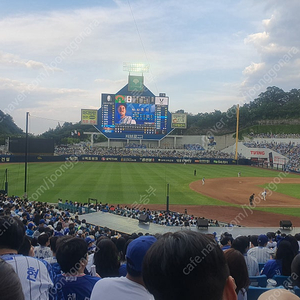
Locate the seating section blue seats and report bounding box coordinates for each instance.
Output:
[249,275,268,287]
[272,275,290,287]
[248,286,272,300]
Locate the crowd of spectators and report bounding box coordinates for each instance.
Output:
[54,145,244,160]
[183,143,205,151]
[247,133,300,139]
[243,140,300,172]
[2,195,300,299]
[124,143,147,149]
[60,200,233,228]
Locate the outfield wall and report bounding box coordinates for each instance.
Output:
[0,155,250,165]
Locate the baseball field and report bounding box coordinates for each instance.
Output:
[1,162,300,227]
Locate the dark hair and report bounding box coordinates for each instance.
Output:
[249,235,259,247]
[0,259,25,300]
[231,236,249,254]
[18,236,32,256]
[220,236,232,246]
[116,236,126,262]
[267,232,275,240]
[94,239,120,278]
[56,237,88,274]
[276,240,297,276]
[291,253,300,287]
[56,222,62,232]
[0,216,25,251]
[224,248,250,294]
[143,231,229,300]
[49,236,59,253]
[37,233,49,246]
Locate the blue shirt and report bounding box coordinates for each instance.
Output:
[56,274,101,300]
[261,259,282,279]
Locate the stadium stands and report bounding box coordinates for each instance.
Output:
[1,193,300,300]
[243,140,300,172]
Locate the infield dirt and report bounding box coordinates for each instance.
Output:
[135,177,300,227]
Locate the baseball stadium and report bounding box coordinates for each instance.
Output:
[1,71,300,300]
[1,71,300,236]
[2,2,300,299]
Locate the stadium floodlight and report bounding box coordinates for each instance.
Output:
[123,62,149,73]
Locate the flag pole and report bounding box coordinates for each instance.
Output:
[235,105,239,160]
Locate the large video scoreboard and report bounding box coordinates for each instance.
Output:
[95,84,173,140]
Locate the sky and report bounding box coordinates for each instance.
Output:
[0,0,299,134]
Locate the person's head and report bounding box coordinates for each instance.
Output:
[18,236,34,257]
[257,234,268,247]
[56,237,88,274]
[224,248,250,295]
[126,235,157,278]
[49,236,59,254]
[39,219,45,227]
[118,104,126,118]
[267,232,275,241]
[258,289,300,300]
[220,236,233,247]
[0,259,24,300]
[231,236,249,254]
[249,235,259,247]
[85,236,95,247]
[116,236,126,261]
[37,233,50,246]
[27,222,35,231]
[94,238,120,278]
[0,216,25,251]
[56,222,62,232]
[142,231,237,300]
[276,239,297,276]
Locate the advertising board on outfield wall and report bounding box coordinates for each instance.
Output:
[0,155,250,166]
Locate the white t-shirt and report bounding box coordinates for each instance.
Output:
[34,245,53,260]
[90,276,154,300]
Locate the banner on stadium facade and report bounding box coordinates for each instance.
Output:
[171,113,187,128]
[81,109,98,125]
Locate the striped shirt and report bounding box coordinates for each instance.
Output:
[247,246,274,264]
[1,254,55,300]
[244,253,259,276]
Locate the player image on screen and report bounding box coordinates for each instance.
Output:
[98,89,171,139]
[115,103,136,125]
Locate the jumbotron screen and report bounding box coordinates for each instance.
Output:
[95,92,172,140]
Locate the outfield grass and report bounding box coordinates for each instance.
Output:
[260,183,300,199]
[254,207,300,218]
[0,162,299,210]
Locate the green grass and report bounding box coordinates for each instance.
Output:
[260,183,300,199]
[0,163,299,216]
[254,207,300,218]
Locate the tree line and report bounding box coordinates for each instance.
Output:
[1,86,300,145]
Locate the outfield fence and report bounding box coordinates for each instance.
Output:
[0,155,250,165]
